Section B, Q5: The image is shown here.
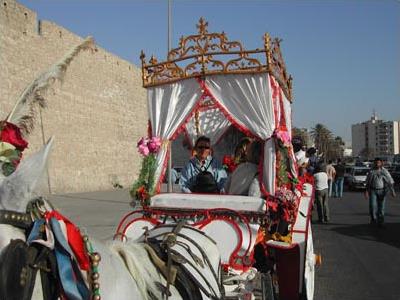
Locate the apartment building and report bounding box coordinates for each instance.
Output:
[352,113,400,160]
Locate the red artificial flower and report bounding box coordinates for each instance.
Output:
[266,200,278,212]
[0,122,28,151]
[136,185,149,201]
[222,155,237,172]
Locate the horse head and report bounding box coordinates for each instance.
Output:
[0,137,53,251]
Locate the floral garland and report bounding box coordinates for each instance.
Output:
[266,129,302,227]
[0,122,28,177]
[274,129,292,187]
[130,136,161,207]
[266,186,301,224]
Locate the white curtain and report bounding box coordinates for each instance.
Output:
[281,92,298,178]
[263,139,276,195]
[147,73,288,195]
[205,73,276,194]
[205,73,275,140]
[282,93,292,134]
[185,108,231,146]
[148,79,203,188]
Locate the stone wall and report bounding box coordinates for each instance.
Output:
[0,0,148,193]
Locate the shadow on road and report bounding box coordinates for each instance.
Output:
[331,222,400,249]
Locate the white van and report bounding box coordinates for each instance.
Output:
[348,167,370,190]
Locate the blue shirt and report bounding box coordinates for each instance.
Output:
[179,155,227,193]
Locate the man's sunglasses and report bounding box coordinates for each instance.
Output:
[197,145,210,150]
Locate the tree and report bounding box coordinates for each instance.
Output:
[292,127,310,148]
[326,136,345,161]
[310,123,332,161]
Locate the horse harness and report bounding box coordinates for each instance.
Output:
[0,207,60,300]
[143,222,224,300]
[0,239,60,300]
[0,209,32,230]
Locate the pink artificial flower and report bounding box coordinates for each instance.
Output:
[276,130,291,146]
[138,144,150,156]
[148,136,161,153]
[137,137,148,148]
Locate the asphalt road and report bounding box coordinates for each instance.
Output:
[313,189,400,300]
[48,187,400,300]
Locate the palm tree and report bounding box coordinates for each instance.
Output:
[326,136,345,160]
[310,123,332,160]
[292,127,310,148]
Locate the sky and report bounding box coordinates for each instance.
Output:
[19,0,400,143]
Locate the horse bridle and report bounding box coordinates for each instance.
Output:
[0,209,32,229]
[0,197,49,230]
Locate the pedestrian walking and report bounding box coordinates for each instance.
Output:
[326,160,336,197]
[365,157,396,227]
[333,158,345,198]
[314,162,330,223]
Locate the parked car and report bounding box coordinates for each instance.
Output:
[348,167,370,190]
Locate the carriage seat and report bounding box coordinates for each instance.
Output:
[150,193,266,213]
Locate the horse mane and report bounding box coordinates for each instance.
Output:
[110,241,165,300]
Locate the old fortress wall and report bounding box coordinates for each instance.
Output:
[0,0,148,193]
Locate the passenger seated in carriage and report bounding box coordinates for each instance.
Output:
[179,136,227,193]
[222,137,252,173]
[233,137,253,166]
[224,140,263,197]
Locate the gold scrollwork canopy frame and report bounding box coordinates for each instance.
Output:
[140,18,293,101]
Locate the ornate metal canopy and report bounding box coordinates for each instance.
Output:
[140,18,293,101]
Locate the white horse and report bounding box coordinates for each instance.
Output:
[0,139,222,300]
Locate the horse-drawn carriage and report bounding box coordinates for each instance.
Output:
[0,20,318,300]
[116,19,318,300]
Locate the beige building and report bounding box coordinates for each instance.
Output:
[352,113,400,160]
[0,0,148,193]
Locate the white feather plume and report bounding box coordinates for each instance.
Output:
[6,36,95,135]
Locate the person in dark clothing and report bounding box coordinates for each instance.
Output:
[333,158,345,198]
[306,147,318,174]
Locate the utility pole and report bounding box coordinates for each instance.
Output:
[167,0,173,192]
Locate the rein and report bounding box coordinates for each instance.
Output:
[147,223,224,300]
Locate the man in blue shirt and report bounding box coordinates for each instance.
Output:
[179,136,227,193]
